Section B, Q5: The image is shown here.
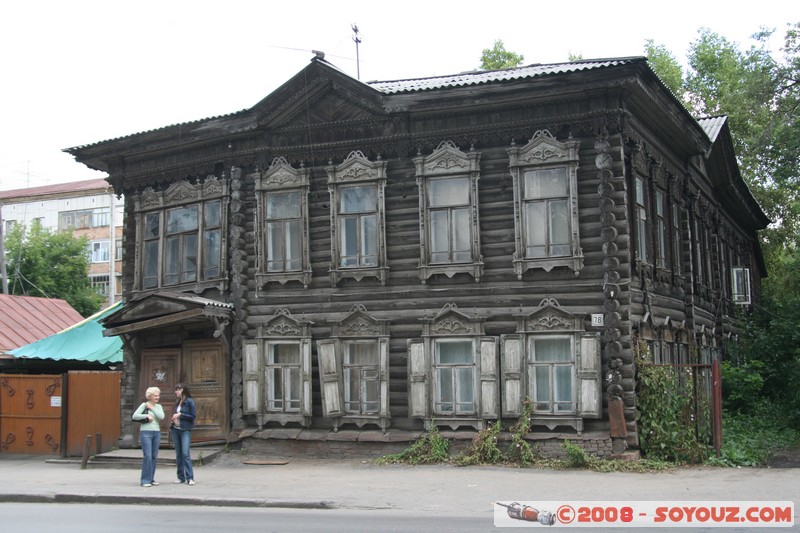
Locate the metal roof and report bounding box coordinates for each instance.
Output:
[6,302,122,364]
[0,178,113,201]
[0,294,84,353]
[697,116,728,143]
[368,58,644,94]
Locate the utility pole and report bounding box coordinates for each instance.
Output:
[351,23,361,80]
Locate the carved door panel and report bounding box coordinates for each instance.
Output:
[140,349,179,437]
[182,340,228,442]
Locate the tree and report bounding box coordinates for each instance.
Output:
[646,24,800,257]
[480,40,524,70]
[5,220,104,317]
[644,39,686,103]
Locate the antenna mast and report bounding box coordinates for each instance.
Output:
[351,24,361,80]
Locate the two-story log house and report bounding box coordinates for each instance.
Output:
[66,56,768,455]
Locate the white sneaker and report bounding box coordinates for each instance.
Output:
[141,483,152,487]
[187,480,195,486]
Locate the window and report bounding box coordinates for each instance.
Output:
[434,339,476,415]
[530,336,574,413]
[255,158,311,288]
[731,267,751,304]
[635,177,648,262]
[115,239,123,261]
[4,220,15,233]
[326,151,389,286]
[655,190,667,268]
[89,240,110,263]
[317,305,390,431]
[671,203,682,275]
[507,130,583,277]
[414,141,483,282]
[408,303,498,431]
[265,342,302,412]
[500,299,601,434]
[135,177,227,292]
[243,309,312,428]
[59,207,110,230]
[90,274,110,296]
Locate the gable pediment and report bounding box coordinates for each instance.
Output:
[258,308,312,338]
[422,303,485,336]
[515,298,585,332]
[332,305,389,337]
[253,60,386,131]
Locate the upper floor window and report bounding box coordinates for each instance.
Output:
[655,190,667,269]
[254,158,312,288]
[407,303,499,431]
[671,203,682,275]
[134,177,227,292]
[90,274,110,297]
[89,240,110,263]
[326,151,389,286]
[731,266,751,304]
[414,141,483,283]
[634,177,648,262]
[317,305,391,432]
[59,207,110,230]
[500,298,601,434]
[507,130,583,278]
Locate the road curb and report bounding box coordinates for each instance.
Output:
[6,492,336,509]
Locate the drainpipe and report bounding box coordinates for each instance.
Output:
[0,204,7,294]
[108,191,116,305]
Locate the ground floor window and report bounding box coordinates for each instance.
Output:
[433,339,476,415]
[529,336,574,414]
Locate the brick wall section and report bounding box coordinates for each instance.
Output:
[239,428,613,460]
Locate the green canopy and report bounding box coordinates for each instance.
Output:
[7,301,123,364]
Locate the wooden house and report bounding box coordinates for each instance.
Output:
[65,56,768,455]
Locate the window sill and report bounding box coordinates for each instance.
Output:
[418,261,484,283]
[513,255,584,279]
[329,266,390,286]
[529,415,584,435]
[257,270,312,289]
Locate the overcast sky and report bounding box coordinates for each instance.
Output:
[0,1,795,192]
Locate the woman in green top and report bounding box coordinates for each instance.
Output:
[132,386,165,487]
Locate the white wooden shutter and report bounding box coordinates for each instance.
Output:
[301,338,313,418]
[407,338,428,419]
[317,339,343,417]
[479,337,499,419]
[378,337,391,419]
[500,334,523,417]
[577,332,602,418]
[242,339,262,415]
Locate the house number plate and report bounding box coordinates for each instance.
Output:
[591,314,604,327]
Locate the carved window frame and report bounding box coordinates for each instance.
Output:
[413,141,483,283]
[254,157,312,288]
[243,309,313,429]
[500,298,601,435]
[325,151,389,286]
[316,305,391,432]
[133,176,228,295]
[407,303,498,431]
[507,130,583,278]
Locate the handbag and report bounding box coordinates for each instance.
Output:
[133,406,150,424]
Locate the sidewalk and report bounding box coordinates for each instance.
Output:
[1,450,798,517]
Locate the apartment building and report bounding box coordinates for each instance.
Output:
[0,178,123,306]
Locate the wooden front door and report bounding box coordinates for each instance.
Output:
[140,349,180,438]
[182,340,228,442]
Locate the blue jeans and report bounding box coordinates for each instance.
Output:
[171,426,194,482]
[140,430,160,485]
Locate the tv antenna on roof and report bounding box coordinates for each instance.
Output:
[351,24,361,80]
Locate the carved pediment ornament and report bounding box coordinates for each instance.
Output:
[532,313,572,330]
[164,180,200,204]
[517,298,584,333]
[415,141,480,176]
[632,142,647,174]
[260,308,309,337]
[433,318,471,334]
[260,157,308,189]
[653,158,667,188]
[326,151,386,184]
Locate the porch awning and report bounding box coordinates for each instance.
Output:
[7,302,123,364]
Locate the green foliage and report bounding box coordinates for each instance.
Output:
[455,420,503,466]
[568,52,584,62]
[5,221,103,317]
[644,39,686,102]
[707,403,800,467]
[635,343,708,463]
[480,40,524,70]
[506,400,536,465]
[720,360,764,414]
[562,439,590,468]
[376,425,451,465]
